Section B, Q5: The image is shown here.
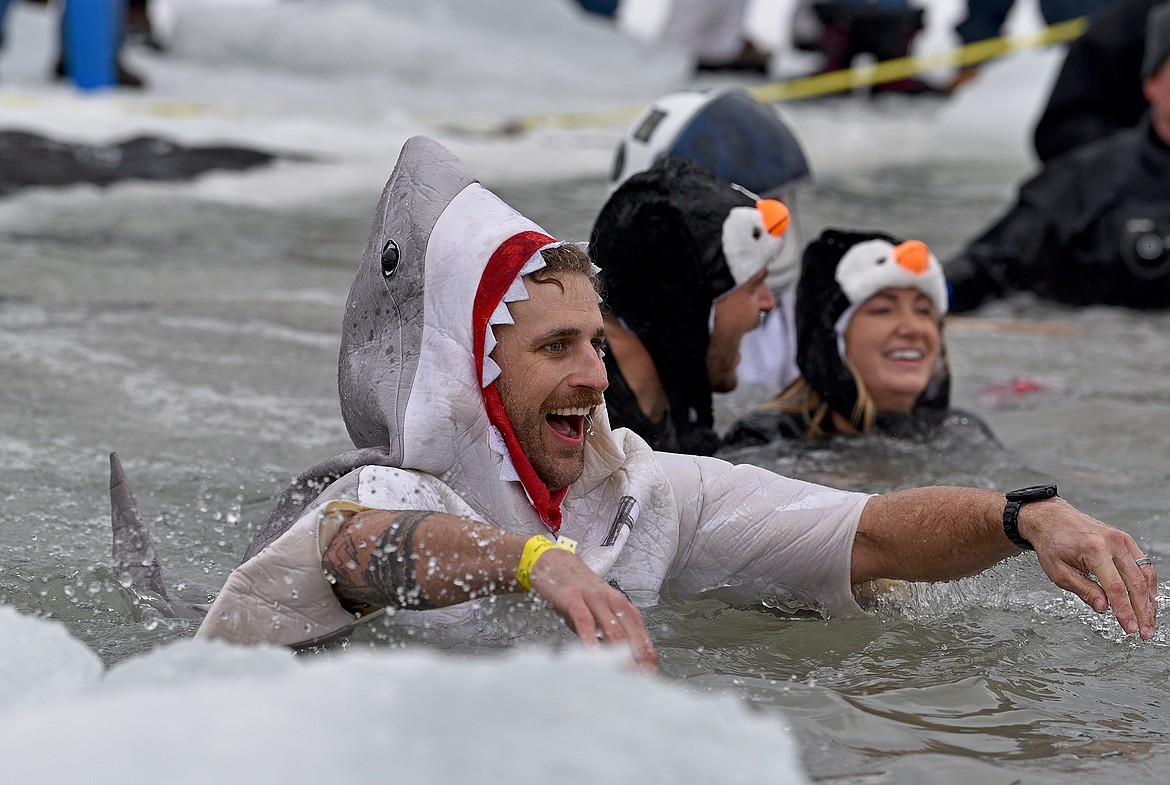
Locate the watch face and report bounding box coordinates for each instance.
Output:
[1008,485,1057,502]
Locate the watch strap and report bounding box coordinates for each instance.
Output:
[1002,498,1034,551]
[1002,485,1057,551]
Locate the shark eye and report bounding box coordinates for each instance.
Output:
[380,239,401,278]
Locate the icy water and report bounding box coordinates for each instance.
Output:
[2,0,1169,782]
[3,149,1168,783]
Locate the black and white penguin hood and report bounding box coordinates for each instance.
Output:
[590,156,791,449]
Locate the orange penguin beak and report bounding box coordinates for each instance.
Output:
[756,199,790,238]
[893,239,930,274]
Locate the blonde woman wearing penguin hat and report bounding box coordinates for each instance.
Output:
[722,228,996,449]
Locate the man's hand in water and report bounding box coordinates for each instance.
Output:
[530,547,659,671]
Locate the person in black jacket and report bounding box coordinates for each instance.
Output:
[945,1,1170,311]
[1033,0,1162,163]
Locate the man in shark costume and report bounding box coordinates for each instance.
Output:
[193,137,1157,659]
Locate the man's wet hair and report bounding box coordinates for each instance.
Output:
[533,243,605,299]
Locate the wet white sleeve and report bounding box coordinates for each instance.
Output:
[197,466,474,647]
[657,453,869,617]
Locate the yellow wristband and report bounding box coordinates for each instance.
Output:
[516,534,578,591]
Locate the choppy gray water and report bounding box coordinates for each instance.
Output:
[1,150,1167,784]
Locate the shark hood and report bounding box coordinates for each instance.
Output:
[240,136,641,565]
[338,135,598,534]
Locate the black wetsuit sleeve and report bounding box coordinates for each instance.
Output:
[944,165,1073,312]
[944,209,1050,312]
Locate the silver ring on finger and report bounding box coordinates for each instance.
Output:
[1135,556,1153,567]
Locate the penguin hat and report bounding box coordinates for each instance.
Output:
[591,155,793,438]
[795,228,950,431]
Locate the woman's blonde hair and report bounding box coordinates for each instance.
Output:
[759,377,871,440]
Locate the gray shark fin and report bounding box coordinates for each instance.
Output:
[109,452,169,599]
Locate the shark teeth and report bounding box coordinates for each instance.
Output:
[482,356,502,387]
[487,425,522,482]
[503,276,530,303]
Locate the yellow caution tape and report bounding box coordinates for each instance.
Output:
[750,16,1087,102]
[437,17,1088,137]
[122,101,249,119]
[0,92,249,119]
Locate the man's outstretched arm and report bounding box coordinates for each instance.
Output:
[852,487,1158,640]
[321,509,658,669]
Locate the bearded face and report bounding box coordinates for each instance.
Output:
[490,272,608,490]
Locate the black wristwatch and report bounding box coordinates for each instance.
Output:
[1003,484,1058,551]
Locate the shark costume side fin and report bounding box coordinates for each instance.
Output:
[109,452,168,600]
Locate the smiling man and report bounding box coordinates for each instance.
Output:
[491,253,608,491]
[191,137,1158,665]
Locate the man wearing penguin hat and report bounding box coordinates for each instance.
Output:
[590,155,796,455]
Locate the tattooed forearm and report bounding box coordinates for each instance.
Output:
[323,509,525,613]
[372,511,430,609]
[325,510,437,610]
